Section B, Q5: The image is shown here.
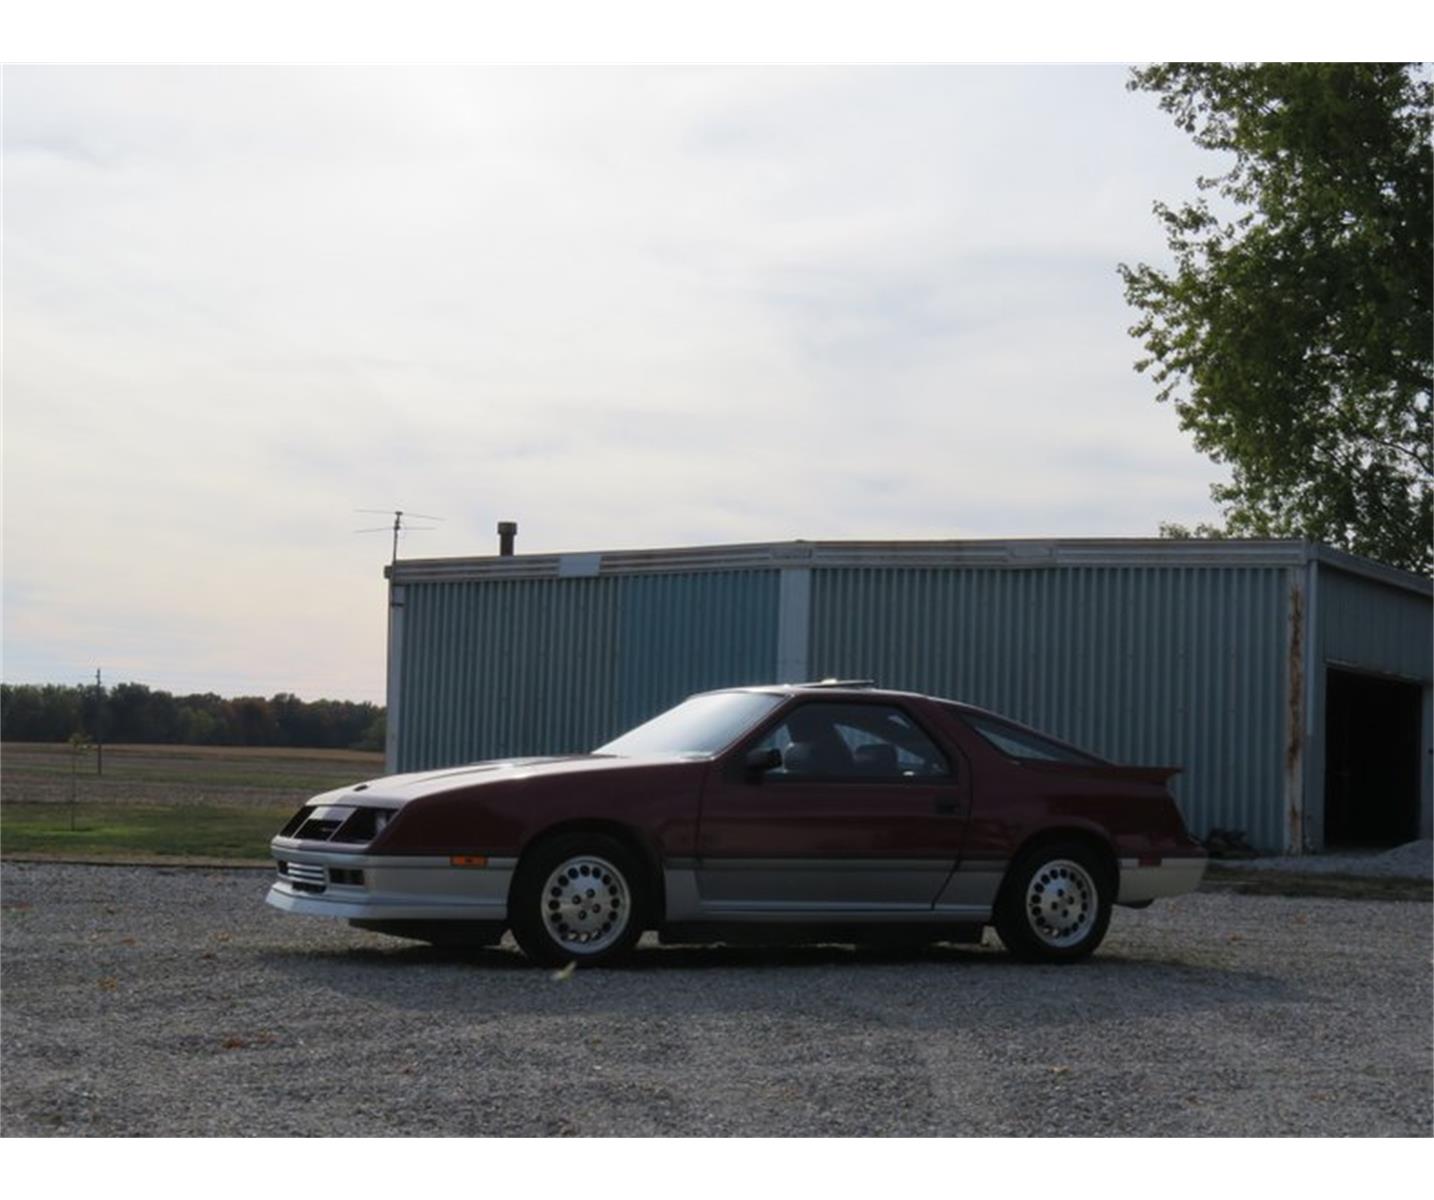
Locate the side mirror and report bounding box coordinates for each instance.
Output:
[744,746,783,775]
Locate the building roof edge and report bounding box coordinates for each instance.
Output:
[386,537,1431,597]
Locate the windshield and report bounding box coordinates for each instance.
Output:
[595,692,782,757]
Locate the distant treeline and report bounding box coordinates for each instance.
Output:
[0,682,385,751]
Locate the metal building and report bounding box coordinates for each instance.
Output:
[385,538,1432,854]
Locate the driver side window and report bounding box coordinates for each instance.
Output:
[751,702,950,780]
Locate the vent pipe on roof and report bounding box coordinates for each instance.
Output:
[497,521,517,556]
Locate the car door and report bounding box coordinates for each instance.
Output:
[695,700,969,913]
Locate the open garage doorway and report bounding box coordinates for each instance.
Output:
[1324,668,1423,846]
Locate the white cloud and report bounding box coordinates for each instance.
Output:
[2,65,1229,701]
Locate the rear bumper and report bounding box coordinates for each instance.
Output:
[266,846,516,922]
[1117,855,1207,903]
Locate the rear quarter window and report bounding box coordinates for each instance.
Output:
[954,710,1103,765]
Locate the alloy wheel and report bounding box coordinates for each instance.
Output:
[540,855,631,955]
[1024,858,1098,948]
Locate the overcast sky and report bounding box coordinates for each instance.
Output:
[3,65,1231,703]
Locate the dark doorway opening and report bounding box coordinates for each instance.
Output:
[1324,668,1422,847]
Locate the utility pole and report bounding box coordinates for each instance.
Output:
[94,667,104,776]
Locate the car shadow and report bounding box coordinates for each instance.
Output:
[254,933,1304,1029]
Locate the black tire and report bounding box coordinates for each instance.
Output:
[509,833,648,967]
[993,841,1113,963]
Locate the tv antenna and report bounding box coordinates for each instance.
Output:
[355,509,444,565]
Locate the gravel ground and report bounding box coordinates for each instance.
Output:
[1227,839,1434,880]
[2,862,1430,1137]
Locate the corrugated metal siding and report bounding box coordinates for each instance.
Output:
[389,542,1430,851]
[1306,565,1434,850]
[398,577,620,770]
[396,570,779,770]
[808,566,1291,847]
[613,571,780,733]
[1317,569,1433,681]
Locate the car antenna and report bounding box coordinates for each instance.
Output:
[355,509,444,566]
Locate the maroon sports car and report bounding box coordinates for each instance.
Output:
[267,681,1207,965]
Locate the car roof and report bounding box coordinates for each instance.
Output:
[702,681,1090,738]
[707,680,973,709]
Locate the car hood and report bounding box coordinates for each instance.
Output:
[308,753,705,807]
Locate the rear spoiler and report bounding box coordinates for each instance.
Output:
[1024,762,1182,785]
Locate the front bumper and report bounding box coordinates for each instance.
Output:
[1117,855,1208,903]
[266,845,516,922]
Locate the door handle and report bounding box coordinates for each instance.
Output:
[933,796,965,816]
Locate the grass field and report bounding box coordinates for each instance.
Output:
[1,742,384,861]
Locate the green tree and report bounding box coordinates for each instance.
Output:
[1,681,385,749]
[354,712,386,753]
[1120,63,1432,573]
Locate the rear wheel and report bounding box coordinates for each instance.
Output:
[994,842,1113,963]
[509,834,647,967]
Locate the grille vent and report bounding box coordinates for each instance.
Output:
[278,861,327,893]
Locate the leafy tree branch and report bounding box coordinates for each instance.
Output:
[1123,63,1431,573]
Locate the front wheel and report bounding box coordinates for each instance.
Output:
[509,834,647,967]
[994,842,1113,963]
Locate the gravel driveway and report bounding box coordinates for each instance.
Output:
[2,862,1430,1136]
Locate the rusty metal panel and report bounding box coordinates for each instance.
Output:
[808,564,1291,848]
